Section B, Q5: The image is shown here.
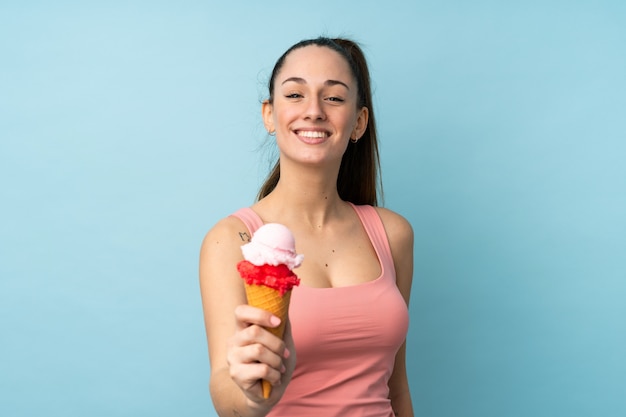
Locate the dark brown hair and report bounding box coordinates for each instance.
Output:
[257,37,382,206]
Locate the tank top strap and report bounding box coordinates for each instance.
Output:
[349,203,397,280]
[230,207,264,235]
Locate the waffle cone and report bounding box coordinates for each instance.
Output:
[244,283,292,398]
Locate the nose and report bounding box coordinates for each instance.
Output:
[304,97,326,120]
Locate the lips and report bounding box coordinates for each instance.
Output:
[294,129,330,145]
[295,130,329,138]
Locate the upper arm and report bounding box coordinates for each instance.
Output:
[199,216,250,373]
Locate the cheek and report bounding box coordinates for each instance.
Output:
[341,112,360,133]
[274,108,298,129]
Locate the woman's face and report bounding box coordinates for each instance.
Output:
[263,45,368,167]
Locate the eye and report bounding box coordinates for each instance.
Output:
[326,96,345,103]
[285,93,303,99]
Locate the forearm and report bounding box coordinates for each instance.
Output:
[390,386,414,417]
[210,368,272,417]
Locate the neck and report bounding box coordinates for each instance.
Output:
[259,162,346,229]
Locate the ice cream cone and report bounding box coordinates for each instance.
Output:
[244,283,292,398]
[245,284,291,338]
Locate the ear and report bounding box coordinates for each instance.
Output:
[353,106,369,139]
[262,100,275,134]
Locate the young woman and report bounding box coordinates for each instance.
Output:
[200,37,414,417]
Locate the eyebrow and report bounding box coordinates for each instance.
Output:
[281,77,350,90]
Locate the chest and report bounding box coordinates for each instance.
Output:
[293,225,382,288]
[288,279,409,363]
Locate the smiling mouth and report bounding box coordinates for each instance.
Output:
[296,130,329,138]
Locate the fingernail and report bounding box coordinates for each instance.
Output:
[281,364,286,373]
[283,348,290,358]
[270,316,281,327]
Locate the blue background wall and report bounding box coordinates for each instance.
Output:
[1,1,624,416]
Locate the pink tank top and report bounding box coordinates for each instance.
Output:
[231,204,409,417]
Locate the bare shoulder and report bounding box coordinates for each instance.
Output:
[374,206,414,248]
[199,215,251,302]
[200,215,251,258]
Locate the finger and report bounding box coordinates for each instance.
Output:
[227,324,287,370]
[233,324,286,359]
[229,360,283,392]
[237,342,286,372]
[234,304,282,330]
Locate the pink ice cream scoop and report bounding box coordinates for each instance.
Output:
[241,223,304,270]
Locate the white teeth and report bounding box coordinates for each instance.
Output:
[298,131,327,138]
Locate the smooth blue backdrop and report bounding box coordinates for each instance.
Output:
[1,1,625,416]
